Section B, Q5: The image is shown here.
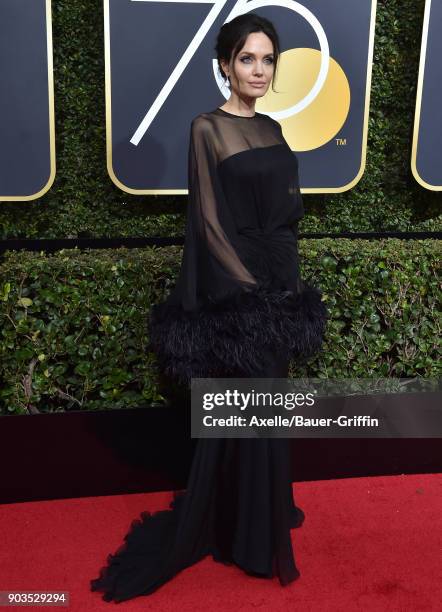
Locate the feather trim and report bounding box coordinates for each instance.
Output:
[147,282,329,387]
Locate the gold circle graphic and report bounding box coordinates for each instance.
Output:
[257,48,351,151]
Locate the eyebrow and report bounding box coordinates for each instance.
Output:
[239,51,274,56]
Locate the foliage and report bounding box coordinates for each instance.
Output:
[1,240,440,415]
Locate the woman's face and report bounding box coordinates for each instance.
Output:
[221,32,275,100]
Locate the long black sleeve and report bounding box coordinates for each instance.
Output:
[168,117,258,311]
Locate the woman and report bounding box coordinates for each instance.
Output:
[90,13,328,602]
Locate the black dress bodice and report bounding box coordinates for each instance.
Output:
[216,111,304,292]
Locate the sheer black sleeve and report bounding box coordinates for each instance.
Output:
[273,118,305,227]
[171,116,258,311]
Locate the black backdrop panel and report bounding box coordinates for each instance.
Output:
[413,0,442,189]
[0,0,54,200]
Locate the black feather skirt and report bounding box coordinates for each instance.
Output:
[148,280,329,389]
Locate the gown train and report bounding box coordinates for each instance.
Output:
[90,346,305,602]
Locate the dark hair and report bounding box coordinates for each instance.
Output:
[214,13,281,95]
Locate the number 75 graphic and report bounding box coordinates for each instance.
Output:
[124,0,330,145]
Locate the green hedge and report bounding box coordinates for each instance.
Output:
[0,239,440,415]
[0,0,440,239]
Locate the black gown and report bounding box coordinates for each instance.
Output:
[90,107,329,602]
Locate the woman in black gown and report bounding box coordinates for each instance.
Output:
[90,13,328,602]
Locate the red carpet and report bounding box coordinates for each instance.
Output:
[0,473,440,611]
